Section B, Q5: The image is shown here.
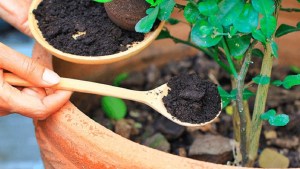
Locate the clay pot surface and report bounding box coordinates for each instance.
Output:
[36,102,249,169]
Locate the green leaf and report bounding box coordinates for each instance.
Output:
[252,29,266,43]
[282,74,300,89]
[271,40,278,58]
[146,0,155,6]
[229,26,238,36]
[226,35,251,57]
[233,3,259,33]
[191,20,223,47]
[290,66,300,74]
[135,6,159,33]
[251,0,275,16]
[242,89,255,100]
[214,0,244,26]
[260,15,277,38]
[167,18,180,25]
[184,3,201,24]
[158,0,175,20]
[230,89,255,101]
[113,73,129,86]
[198,0,219,16]
[261,109,276,120]
[217,86,231,108]
[101,96,127,120]
[268,114,290,127]
[157,29,172,40]
[93,0,112,3]
[275,24,300,38]
[297,21,300,28]
[272,80,283,87]
[252,48,264,58]
[146,0,163,6]
[253,75,271,85]
[146,8,155,15]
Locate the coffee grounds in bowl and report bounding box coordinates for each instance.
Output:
[33,0,144,56]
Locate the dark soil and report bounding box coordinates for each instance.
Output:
[163,74,221,124]
[33,0,144,56]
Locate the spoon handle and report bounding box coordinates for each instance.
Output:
[4,73,146,102]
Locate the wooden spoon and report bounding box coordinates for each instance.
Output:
[4,73,221,127]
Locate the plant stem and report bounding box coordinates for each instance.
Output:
[246,1,281,165]
[236,43,256,165]
[244,81,254,89]
[280,7,300,12]
[247,42,273,166]
[221,38,238,78]
[169,35,232,74]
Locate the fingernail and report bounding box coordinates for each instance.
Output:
[23,21,29,29]
[23,88,39,96]
[42,69,60,85]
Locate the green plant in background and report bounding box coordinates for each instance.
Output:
[156,0,300,166]
[95,0,300,167]
[101,73,129,120]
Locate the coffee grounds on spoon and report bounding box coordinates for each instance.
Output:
[163,74,221,124]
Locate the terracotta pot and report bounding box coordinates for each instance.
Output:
[36,102,248,169]
[29,0,164,64]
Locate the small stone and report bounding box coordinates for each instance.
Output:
[286,150,300,168]
[189,134,233,164]
[268,136,299,149]
[139,125,155,143]
[178,147,187,157]
[132,122,142,135]
[259,148,290,168]
[129,110,140,118]
[264,130,277,140]
[166,61,180,75]
[146,65,161,84]
[93,109,113,130]
[121,72,145,87]
[187,124,217,134]
[129,110,152,123]
[114,119,132,139]
[143,133,170,152]
[114,119,140,139]
[286,112,300,135]
[155,117,185,140]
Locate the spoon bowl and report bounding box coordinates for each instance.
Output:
[4,73,221,127]
[28,0,164,64]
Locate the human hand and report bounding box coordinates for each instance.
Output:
[0,42,72,119]
[0,0,32,37]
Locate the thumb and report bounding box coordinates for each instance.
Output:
[0,43,60,87]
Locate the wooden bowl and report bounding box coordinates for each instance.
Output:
[28,0,164,65]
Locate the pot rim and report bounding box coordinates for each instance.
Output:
[29,0,164,64]
[36,103,250,169]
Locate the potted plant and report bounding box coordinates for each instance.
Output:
[30,0,300,168]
